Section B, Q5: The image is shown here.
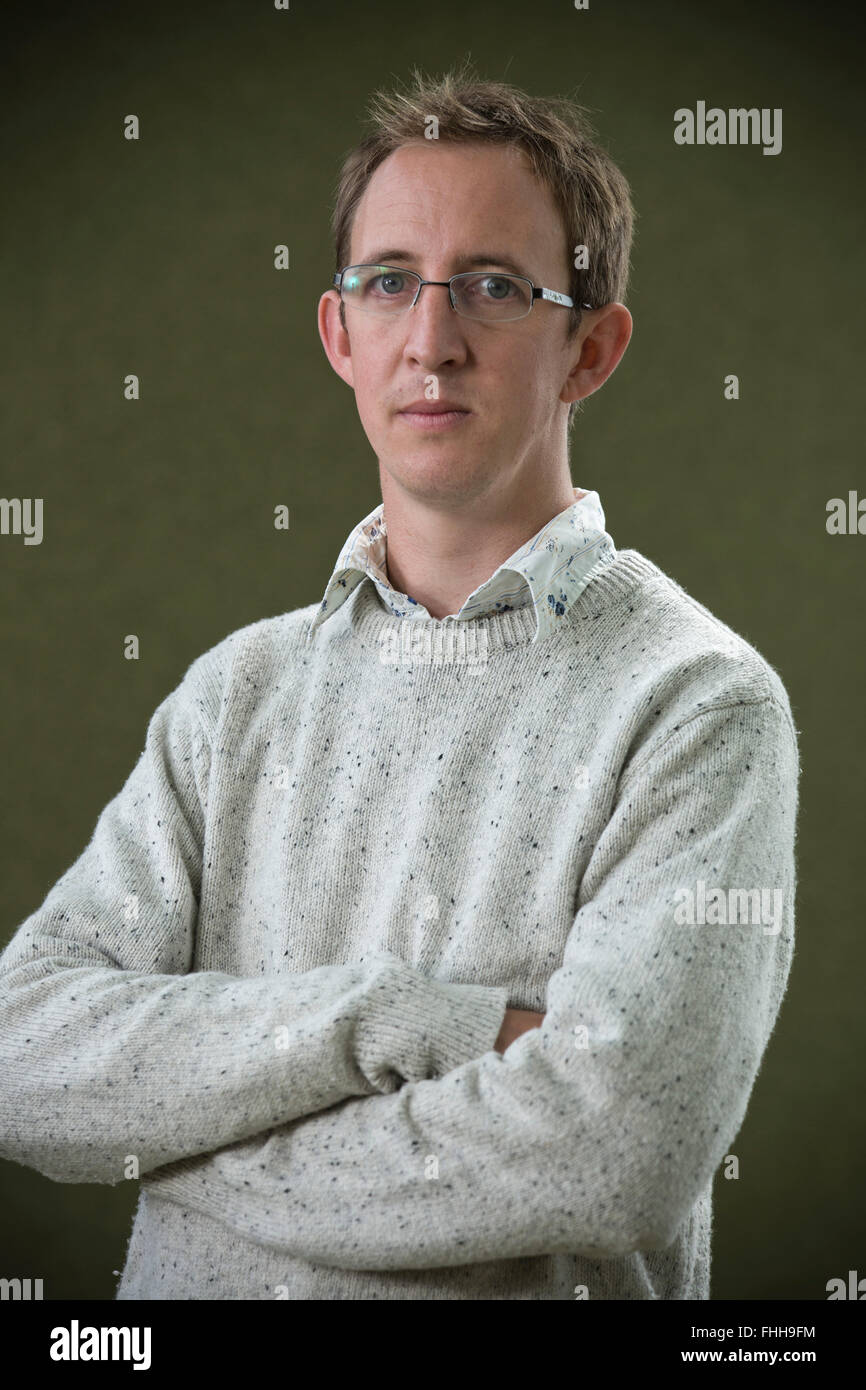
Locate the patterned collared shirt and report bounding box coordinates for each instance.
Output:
[306,486,616,645]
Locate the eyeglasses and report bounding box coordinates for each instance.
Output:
[333,264,594,324]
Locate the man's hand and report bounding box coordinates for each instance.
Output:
[494,1008,545,1055]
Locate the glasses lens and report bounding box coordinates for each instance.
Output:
[341,265,418,314]
[452,272,532,321]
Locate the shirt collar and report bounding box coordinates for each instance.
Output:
[306,486,615,645]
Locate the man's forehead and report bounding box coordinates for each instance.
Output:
[350,141,564,267]
[360,140,534,205]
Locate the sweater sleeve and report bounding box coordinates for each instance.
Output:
[0,644,508,1187]
[142,695,800,1269]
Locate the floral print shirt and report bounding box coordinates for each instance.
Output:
[308,486,615,644]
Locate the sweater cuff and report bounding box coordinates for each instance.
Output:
[361,963,508,1084]
[426,980,510,1075]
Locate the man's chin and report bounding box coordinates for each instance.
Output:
[377,445,500,505]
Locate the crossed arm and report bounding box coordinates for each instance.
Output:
[0,663,512,1186]
[0,652,798,1272]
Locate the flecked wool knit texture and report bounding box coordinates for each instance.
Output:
[0,546,800,1300]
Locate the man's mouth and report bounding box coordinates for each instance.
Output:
[397,400,472,430]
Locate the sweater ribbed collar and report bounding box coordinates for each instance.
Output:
[309,548,666,658]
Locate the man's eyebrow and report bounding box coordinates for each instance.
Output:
[359,249,534,278]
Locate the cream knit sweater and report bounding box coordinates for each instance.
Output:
[0,546,800,1299]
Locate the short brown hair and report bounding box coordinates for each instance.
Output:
[330,61,636,429]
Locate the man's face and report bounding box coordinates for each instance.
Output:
[319,140,584,508]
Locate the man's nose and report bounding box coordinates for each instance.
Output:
[401,282,469,365]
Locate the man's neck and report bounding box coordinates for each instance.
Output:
[379,472,580,621]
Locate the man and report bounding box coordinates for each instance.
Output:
[0,66,799,1300]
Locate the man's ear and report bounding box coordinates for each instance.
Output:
[318,289,355,390]
[560,303,633,407]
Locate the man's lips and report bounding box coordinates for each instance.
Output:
[397,399,470,415]
[396,401,472,431]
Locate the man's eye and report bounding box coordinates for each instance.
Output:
[475,275,515,299]
[373,272,408,295]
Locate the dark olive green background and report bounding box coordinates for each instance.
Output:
[1,0,862,1301]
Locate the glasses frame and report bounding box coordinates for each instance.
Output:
[333,264,594,322]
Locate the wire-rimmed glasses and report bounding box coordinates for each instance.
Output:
[333,264,594,323]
